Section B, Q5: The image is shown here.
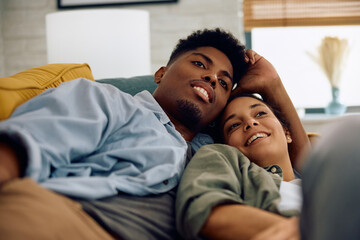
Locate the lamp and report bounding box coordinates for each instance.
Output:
[46,9,150,79]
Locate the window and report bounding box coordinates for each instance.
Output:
[243,0,360,109]
[252,25,360,109]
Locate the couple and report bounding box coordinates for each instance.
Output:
[0,27,357,239]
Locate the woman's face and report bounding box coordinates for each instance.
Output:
[221,96,291,167]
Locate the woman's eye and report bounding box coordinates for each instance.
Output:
[192,61,205,68]
[229,123,240,131]
[256,111,267,117]
[219,79,228,90]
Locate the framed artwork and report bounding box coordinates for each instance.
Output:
[58,0,178,9]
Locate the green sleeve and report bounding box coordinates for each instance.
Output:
[176,144,287,239]
[175,144,247,239]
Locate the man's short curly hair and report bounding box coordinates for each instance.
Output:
[167,28,249,88]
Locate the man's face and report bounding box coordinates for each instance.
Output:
[153,46,233,132]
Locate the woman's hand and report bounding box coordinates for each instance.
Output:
[250,217,300,240]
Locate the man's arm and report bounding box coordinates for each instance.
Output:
[233,50,310,170]
[0,133,28,185]
[0,143,20,184]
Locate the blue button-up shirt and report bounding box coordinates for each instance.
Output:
[0,78,212,199]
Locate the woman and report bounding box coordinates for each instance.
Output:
[176,93,302,240]
[176,92,360,240]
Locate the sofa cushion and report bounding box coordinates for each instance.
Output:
[0,63,94,120]
[96,75,156,96]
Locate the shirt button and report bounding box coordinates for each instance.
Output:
[271,166,277,173]
[163,180,169,185]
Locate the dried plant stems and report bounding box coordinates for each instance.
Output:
[316,36,349,88]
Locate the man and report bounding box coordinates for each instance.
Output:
[0,28,307,239]
[0,28,246,239]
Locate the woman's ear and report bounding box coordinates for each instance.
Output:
[285,129,292,143]
[154,66,167,84]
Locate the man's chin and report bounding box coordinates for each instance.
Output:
[176,99,202,131]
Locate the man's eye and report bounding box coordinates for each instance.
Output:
[256,111,267,117]
[219,79,228,90]
[192,61,205,68]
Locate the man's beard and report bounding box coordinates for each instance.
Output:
[176,99,202,131]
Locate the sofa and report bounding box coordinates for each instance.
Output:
[0,63,157,120]
[0,63,320,145]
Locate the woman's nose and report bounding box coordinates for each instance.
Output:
[244,119,259,131]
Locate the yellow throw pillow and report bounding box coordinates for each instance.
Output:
[0,63,94,120]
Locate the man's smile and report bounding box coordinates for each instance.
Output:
[191,81,214,103]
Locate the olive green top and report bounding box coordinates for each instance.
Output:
[176,144,299,240]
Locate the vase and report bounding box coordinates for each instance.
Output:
[325,87,347,115]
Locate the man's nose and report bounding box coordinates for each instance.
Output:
[203,74,216,88]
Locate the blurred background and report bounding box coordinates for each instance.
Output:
[0,0,359,114]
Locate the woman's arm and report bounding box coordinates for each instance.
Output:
[250,216,300,240]
[176,144,296,239]
[234,50,310,170]
[201,204,290,240]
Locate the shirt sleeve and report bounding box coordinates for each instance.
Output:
[175,144,285,239]
[0,78,129,182]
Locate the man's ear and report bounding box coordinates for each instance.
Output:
[154,66,167,84]
[285,129,292,143]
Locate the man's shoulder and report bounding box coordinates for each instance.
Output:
[189,133,214,153]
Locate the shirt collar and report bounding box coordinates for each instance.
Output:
[134,90,171,124]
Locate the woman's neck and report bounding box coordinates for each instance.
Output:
[264,153,295,181]
[279,162,295,181]
[276,154,295,181]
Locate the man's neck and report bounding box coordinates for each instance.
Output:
[167,115,197,142]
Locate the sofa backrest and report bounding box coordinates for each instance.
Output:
[96,75,156,96]
[0,63,156,120]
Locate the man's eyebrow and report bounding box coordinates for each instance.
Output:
[192,52,213,65]
[192,52,233,83]
[221,70,233,83]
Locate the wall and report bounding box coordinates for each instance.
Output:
[0,0,245,77]
[1,0,54,77]
[0,0,4,77]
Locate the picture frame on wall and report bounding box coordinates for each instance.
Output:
[58,0,178,9]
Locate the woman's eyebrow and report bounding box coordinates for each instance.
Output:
[223,103,265,125]
[223,113,236,126]
[250,103,264,109]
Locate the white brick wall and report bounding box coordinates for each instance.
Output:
[1,0,55,76]
[0,0,4,77]
[0,0,245,77]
